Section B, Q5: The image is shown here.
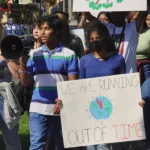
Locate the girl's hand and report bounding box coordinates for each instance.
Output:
[139,100,145,107]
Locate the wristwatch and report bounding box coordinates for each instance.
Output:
[19,69,26,74]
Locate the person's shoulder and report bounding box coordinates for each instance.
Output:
[62,47,76,56]
[29,46,43,56]
[111,53,124,61]
[140,28,150,36]
[114,53,124,58]
[80,53,92,61]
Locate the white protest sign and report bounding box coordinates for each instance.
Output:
[71,29,86,49]
[57,73,146,148]
[73,0,147,12]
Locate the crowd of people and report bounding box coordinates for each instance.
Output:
[0,4,150,150]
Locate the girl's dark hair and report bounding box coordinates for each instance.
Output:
[140,11,150,33]
[37,15,63,40]
[60,20,70,46]
[97,12,113,23]
[32,18,40,32]
[33,17,40,26]
[87,22,116,53]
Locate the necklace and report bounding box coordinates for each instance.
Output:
[34,41,41,49]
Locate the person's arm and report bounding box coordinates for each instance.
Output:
[78,15,87,29]
[19,56,34,87]
[68,74,78,80]
[126,11,139,23]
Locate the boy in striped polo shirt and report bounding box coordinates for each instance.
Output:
[19,15,79,150]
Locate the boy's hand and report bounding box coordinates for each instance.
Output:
[139,100,145,107]
[53,98,62,114]
[19,56,28,70]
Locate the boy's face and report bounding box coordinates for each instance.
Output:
[40,23,55,43]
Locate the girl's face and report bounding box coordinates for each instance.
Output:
[146,14,150,28]
[98,13,110,24]
[33,25,41,39]
[89,31,101,42]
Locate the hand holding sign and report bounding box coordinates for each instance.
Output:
[53,98,62,114]
[139,100,145,108]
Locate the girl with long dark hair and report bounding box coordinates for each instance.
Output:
[80,22,126,150]
[80,22,126,79]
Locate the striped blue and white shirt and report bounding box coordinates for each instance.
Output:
[27,44,79,115]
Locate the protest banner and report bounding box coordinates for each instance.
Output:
[73,0,147,12]
[57,73,146,148]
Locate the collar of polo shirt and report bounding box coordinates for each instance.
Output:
[41,43,63,52]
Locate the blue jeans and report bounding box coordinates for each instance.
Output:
[0,114,22,150]
[29,112,64,150]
